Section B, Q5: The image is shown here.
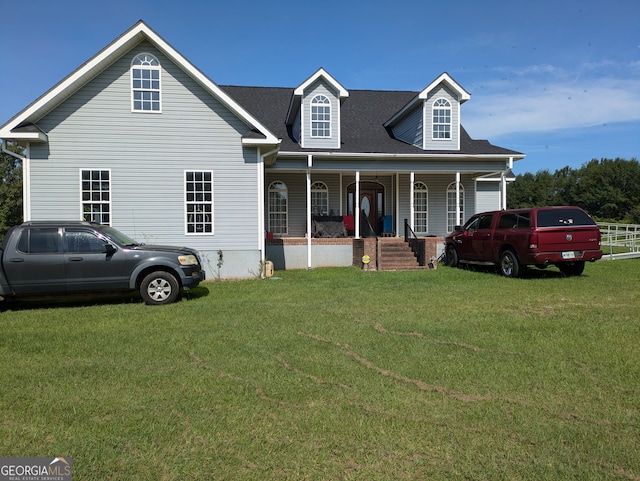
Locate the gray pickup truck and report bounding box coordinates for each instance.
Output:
[0,221,206,305]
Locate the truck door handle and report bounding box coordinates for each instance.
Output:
[68,257,84,261]
[8,258,24,262]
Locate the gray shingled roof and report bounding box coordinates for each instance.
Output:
[220,85,522,156]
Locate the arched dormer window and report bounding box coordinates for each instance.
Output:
[311,181,329,216]
[311,95,331,137]
[433,98,451,139]
[268,181,288,235]
[446,182,464,231]
[131,53,161,112]
[414,181,428,233]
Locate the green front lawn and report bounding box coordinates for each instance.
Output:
[1,260,638,480]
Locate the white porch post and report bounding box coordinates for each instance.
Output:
[455,171,461,225]
[307,155,313,269]
[355,170,360,239]
[409,171,415,231]
[501,172,507,210]
[395,174,400,236]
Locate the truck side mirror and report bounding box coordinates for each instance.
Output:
[103,244,116,255]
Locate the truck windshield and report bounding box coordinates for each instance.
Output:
[99,226,141,246]
[537,209,596,227]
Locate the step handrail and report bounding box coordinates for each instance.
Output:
[404,219,425,266]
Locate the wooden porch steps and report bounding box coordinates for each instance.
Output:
[377,237,424,270]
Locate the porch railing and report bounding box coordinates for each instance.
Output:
[404,219,425,266]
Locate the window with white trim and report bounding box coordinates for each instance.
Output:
[311,181,329,216]
[268,181,288,234]
[414,181,428,233]
[185,171,213,234]
[447,182,464,232]
[131,53,161,112]
[433,98,451,139]
[81,169,111,225]
[311,95,331,137]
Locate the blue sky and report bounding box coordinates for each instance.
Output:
[1,0,638,175]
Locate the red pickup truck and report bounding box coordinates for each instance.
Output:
[445,206,603,277]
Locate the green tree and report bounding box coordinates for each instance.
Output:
[0,142,24,239]
[509,158,640,222]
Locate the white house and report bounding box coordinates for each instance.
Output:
[0,21,524,278]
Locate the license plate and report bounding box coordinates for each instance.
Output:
[562,251,576,259]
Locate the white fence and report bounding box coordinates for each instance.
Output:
[598,222,640,260]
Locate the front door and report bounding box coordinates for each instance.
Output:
[348,182,384,236]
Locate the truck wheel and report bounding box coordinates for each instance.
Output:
[499,250,521,278]
[446,245,459,267]
[140,271,179,305]
[558,261,585,276]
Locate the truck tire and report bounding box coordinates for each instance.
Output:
[446,245,459,267]
[499,250,522,278]
[558,261,585,276]
[140,271,179,305]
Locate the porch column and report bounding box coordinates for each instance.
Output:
[456,171,461,225]
[307,155,313,269]
[409,171,415,231]
[501,172,507,210]
[355,170,360,238]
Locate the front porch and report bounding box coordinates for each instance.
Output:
[266,235,445,271]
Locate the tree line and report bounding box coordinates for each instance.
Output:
[507,158,640,223]
[0,143,23,238]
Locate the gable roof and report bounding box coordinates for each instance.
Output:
[286,67,349,126]
[384,72,471,129]
[0,20,280,147]
[221,85,523,158]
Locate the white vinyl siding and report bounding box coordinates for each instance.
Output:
[29,41,261,256]
[301,82,340,149]
[424,86,459,150]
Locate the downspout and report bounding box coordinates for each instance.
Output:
[1,140,29,221]
[307,154,313,269]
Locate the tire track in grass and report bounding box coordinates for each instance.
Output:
[298,332,493,403]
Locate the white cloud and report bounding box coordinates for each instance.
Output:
[463,76,640,139]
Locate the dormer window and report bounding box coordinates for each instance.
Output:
[432,98,451,139]
[131,53,161,112]
[311,95,331,137]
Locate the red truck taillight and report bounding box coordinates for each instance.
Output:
[529,233,539,249]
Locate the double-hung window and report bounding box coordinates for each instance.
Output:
[433,98,451,139]
[311,95,331,137]
[185,171,213,234]
[81,169,111,225]
[131,53,161,112]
